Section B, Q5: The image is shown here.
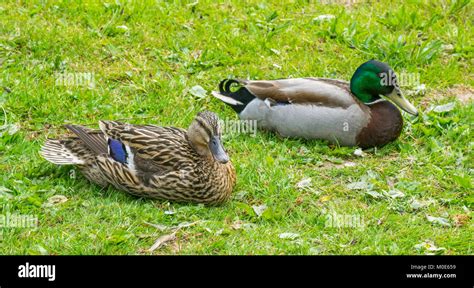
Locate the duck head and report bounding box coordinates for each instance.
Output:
[188,111,229,164]
[350,60,418,116]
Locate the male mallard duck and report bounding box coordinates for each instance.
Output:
[40,111,236,204]
[212,60,418,148]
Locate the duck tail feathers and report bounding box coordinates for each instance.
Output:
[40,139,85,165]
[213,79,256,114]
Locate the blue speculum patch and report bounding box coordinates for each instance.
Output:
[108,138,127,164]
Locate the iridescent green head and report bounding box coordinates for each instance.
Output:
[350,60,418,116]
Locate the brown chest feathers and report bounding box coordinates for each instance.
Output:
[356,101,403,148]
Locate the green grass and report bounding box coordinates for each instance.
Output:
[0,0,472,255]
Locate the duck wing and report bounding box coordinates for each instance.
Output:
[63,125,108,155]
[98,121,193,174]
[242,78,355,107]
[214,78,357,112]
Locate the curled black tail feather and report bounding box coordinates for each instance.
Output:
[218,79,256,114]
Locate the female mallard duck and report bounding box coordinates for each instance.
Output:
[40,111,236,204]
[212,60,418,148]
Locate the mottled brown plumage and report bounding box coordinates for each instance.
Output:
[40,111,236,204]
